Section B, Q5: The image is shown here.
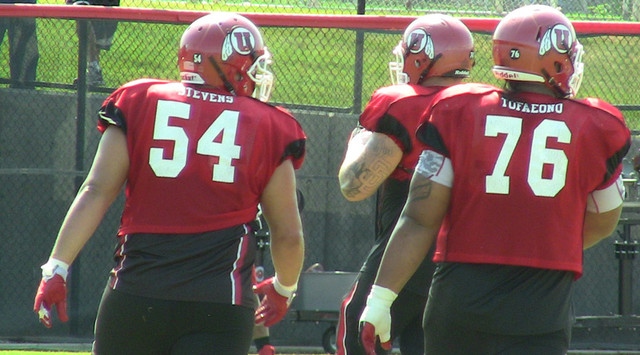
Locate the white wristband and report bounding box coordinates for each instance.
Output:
[41,258,70,282]
[367,285,398,308]
[273,275,298,298]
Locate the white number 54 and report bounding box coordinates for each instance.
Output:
[149,100,241,183]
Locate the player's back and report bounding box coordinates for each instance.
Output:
[98,79,306,235]
[418,83,629,275]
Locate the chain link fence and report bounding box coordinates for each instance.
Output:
[1,0,639,350]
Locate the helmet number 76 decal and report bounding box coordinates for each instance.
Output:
[149,100,241,183]
[484,115,571,197]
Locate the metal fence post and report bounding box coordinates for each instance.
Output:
[352,0,366,114]
[69,17,89,336]
[615,218,639,315]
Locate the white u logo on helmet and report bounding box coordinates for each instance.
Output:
[407,29,434,60]
[222,27,256,61]
[539,24,573,55]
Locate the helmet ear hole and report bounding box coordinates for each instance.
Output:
[414,59,421,68]
[554,62,563,73]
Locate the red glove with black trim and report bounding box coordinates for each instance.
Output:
[33,258,69,328]
[253,276,297,327]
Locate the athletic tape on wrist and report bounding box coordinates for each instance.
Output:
[368,285,398,308]
[41,258,70,281]
[273,275,297,298]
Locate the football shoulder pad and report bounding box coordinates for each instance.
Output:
[576,97,624,122]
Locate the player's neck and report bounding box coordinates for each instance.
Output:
[508,82,557,98]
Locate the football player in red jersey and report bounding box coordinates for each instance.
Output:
[337,14,475,355]
[359,5,630,355]
[33,12,305,354]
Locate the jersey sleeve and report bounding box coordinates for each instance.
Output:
[578,97,631,189]
[359,88,398,131]
[98,87,128,133]
[97,78,168,134]
[586,175,624,213]
[359,85,420,152]
[273,106,306,170]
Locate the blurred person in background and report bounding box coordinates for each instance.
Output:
[337,14,475,355]
[34,12,305,354]
[0,0,39,89]
[68,0,119,86]
[359,5,630,355]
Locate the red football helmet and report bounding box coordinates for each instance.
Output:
[492,5,584,98]
[178,12,274,102]
[389,14,475,85]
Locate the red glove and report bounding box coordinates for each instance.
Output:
[358,285,396,353]
[359,322,392,355]
[33,259,69,328]
[253,276,296,327]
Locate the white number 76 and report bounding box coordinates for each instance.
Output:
[484,115,571,197]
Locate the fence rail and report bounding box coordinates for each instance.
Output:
[3,4,640,33]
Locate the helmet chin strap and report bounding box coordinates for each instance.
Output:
[208,56,236,95]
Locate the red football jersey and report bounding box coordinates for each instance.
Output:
[359,84,442,181]
[417,83,630,277]
[98,79,306,235]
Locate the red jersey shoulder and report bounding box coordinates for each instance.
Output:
[423,83,501,123]
[360,84,436,129]
[272,104,304,134]
[99,79,173,132]
[239,99,306,169]
[111,78,172,97]
[575,97,625,123]
[434,82,501,103]
[274,104,293,116]
[242,99,306,140]
[373,83,423,99]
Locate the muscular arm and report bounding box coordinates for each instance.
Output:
[583,176,625,249]
[338,128,403,201]
[50,126,129,264]
[374,172,450,293]
[583,206,622,249]
[260,159,305,288]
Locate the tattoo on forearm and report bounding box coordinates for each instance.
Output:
[343,139,396,198]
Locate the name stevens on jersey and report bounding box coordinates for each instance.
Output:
[500,97,563,114]
[178,86,235,103]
